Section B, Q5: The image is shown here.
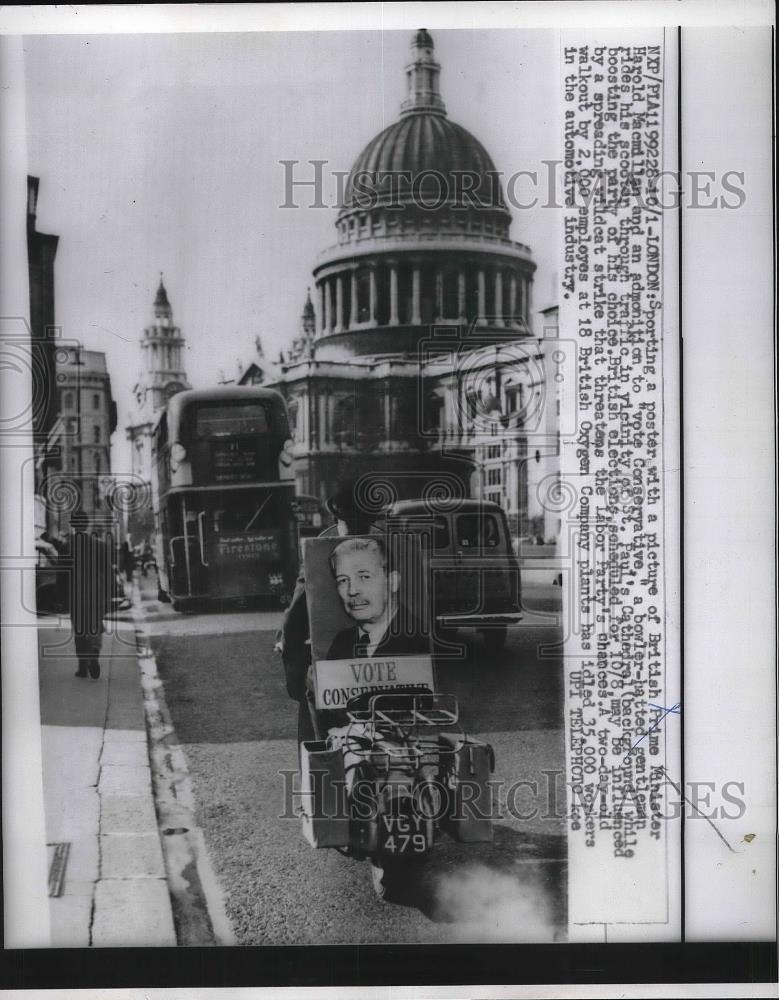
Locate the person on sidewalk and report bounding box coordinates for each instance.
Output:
[67,510,115,679]
[279,477,385,744]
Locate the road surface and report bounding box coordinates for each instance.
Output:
[139,573,567,944]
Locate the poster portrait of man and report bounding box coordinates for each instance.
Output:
[303,533,434,710]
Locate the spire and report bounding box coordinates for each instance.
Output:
[301,287,315,334]
[400,28,446,117]
[153,272,172,321]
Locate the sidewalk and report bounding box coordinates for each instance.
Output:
[37,606,176,947]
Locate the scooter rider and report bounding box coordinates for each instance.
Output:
[279,477,384,744]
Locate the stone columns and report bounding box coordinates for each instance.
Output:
[389,264,399,325]
[477,268,486,318]
[509,273,517,326]
[369,268,377,324]
[525,276,532,327]
[335,275,343,333]
[384,390,392,446]
[411,267,421,324]
[458,268,466,321]
[319,283,326,335]
[435,270,443,321]
[494,269,504,325]
[350,270,358,328]
[322,278,333,333]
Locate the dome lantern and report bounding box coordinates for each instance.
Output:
[400,27,446,117]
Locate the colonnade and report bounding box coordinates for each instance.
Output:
[317,261,531,335]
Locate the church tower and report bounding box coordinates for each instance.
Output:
[127,275,191,487]
[136,275,190,413]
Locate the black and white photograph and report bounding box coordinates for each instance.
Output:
[0,1,775,995]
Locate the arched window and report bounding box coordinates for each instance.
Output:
[63,391,74,410]
[93,393,100,410]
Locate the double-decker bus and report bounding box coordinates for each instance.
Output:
[152,387,298,611]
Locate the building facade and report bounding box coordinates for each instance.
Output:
[240,29,559,540]
[46,347,117,531]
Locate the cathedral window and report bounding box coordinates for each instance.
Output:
[93,393,100,410]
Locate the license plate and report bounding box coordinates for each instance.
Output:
[378,812,427,855]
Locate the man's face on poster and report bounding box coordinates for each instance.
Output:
[333,543,393,625]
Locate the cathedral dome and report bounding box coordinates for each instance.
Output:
[339,114,508,216]
[312,29,535,359]
[338,29,508,223]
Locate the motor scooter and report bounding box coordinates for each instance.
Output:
[300,684,495,901]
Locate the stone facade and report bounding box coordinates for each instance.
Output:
[48,348,117,529]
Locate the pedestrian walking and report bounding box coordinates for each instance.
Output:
[120,539,135,584]
[68,510,114,679]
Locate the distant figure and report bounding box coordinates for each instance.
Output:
[69,511,114,679]
[141,539,154,578]
[326,536,428,660]
[119,539,135,583]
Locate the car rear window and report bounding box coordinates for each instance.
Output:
[393,515,450,550]
[456,513,503,550]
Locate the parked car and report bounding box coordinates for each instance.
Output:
[35,538,67,615]
[384,499,522,651]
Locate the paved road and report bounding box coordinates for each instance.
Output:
[139,574,567,944]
